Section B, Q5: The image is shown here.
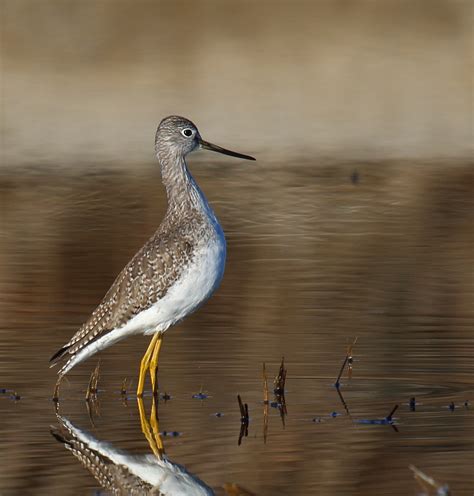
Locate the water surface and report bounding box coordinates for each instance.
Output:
[0,160,473,495]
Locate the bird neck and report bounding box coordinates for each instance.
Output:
[158,151,208,218]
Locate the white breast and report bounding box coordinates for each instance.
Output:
[145,231,226,334]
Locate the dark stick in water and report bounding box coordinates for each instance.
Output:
[237,395,249,445]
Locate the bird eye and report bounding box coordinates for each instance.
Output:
[181,128,194,138]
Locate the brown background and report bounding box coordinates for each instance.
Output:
[1,1,473,495]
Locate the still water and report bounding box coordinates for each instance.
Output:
[0,159,472,495]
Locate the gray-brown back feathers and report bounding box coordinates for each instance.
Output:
[50,210,207,369]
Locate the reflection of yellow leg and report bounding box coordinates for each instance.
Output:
[137,334,160,397]
[150,396,164,453]
[137,396,163,458]
[149,333,163,395]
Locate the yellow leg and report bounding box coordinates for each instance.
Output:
[136,334,160,397]
[149,333,163,395]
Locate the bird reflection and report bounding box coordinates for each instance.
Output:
[51,397,214,495]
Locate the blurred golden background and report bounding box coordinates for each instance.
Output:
[1,0,471,166]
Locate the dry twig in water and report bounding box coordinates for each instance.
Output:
[262,363,269,443]
[85,361,101,401]
[335,337,358,388]
[272,357,288,426]
[273,357,287,395]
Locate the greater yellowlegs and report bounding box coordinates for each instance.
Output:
[50,116,255,398]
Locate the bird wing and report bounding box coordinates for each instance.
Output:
[50,228,194,366]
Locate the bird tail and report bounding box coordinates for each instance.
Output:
[49,344,72,368]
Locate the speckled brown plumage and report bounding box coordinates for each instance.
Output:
[62,215,202,351]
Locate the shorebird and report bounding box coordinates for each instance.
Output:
[50,116,255,399]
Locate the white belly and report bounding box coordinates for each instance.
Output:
[144,233,226,334]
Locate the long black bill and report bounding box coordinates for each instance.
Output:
[200,139,255,161]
